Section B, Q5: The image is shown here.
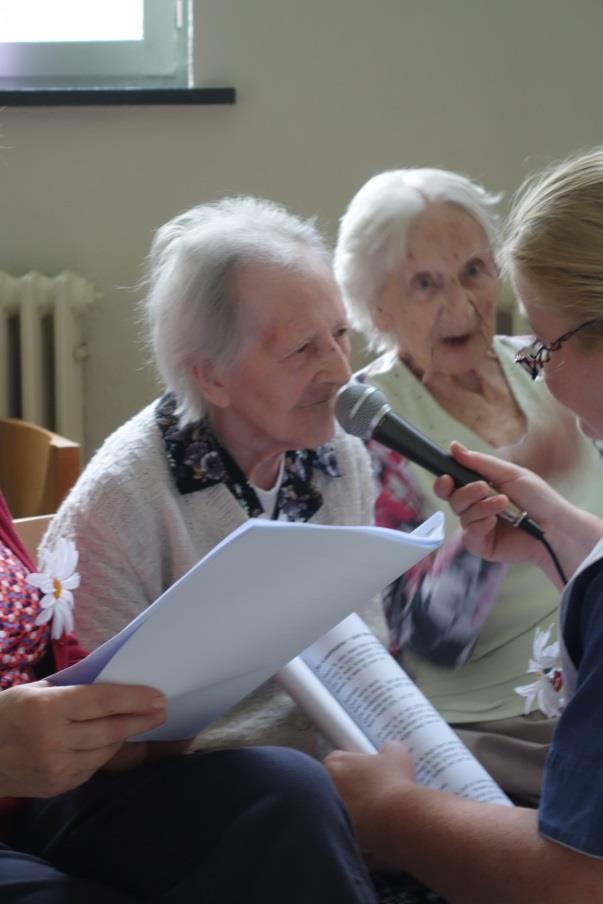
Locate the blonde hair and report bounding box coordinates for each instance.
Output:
[503,148,603,327]
[334,167,501,352]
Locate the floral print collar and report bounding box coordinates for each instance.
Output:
[155,393,341,522]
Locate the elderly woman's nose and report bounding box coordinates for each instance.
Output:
[443,277,473,310]
[322,340,351,383]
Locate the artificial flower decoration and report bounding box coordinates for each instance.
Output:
[515,624,564,718]
[26,539,80,640]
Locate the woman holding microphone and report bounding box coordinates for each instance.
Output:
[326,148,603,903]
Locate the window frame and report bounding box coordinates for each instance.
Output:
[0,0,191,89]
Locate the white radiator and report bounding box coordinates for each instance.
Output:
[0,271,97,444]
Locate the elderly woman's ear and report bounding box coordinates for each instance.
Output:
[191,360,230,409]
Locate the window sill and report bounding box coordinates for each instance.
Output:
[0,86,236,106]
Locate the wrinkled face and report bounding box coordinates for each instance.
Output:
[198,260,351,456]
[374,202,500,379]
[513,270,603,440]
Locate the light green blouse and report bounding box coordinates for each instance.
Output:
[363,336,603,722]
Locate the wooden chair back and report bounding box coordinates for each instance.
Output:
[13,514,53,560]
[0,417,80,517]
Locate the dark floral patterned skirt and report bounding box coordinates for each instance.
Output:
[373,872,448,904]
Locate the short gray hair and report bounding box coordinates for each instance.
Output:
[141,196,330,423]
[334,168,502,352]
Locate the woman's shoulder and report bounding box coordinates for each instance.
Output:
[54,401,169,519]
[85,401,164,474]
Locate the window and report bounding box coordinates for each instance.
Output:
[0,0,191,88]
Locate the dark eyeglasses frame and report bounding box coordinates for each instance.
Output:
[514,316,603,381]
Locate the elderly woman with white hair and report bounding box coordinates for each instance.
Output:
[44,197,377,747]
[334,167,603,803]
[34,196,388,903]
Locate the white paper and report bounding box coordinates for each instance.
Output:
[296,613,512,806]
[51,514,443,740]
[277,656,377,754]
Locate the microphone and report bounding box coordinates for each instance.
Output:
[335,382,544,541]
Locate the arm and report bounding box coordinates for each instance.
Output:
[434,443,603,589]
[325,743,603,904]
[326,528,603,901]
[41,454,173,651]
[371,442,505,666]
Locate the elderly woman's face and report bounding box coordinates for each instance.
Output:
[375,202,500,379]
[201,261,351,456]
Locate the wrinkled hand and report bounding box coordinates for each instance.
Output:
[325,741,416,865]
[0,680,167,798]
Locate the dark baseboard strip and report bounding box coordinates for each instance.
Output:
[0,87,236,107]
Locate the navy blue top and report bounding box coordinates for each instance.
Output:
[539,556,603,857]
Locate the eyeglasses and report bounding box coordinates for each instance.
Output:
[514,317,603,381]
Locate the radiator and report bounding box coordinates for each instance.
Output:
[0,271,97,445]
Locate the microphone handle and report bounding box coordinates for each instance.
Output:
[373,414,544,541]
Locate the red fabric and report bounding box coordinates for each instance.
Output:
[0,491,88,839]
[0,493,36,572]
[0,539,51,688]
[0,494,87,670]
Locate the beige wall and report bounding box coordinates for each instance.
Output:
[1,0,603,457]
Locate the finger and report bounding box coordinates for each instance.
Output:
[379,740,409,757]
[70,710,167,751]
[324,749,356,771]
[52,683,166,721]
[445,480,498,517]
[457,493,510,526]
[449,442,524,486]
[463,516,499,543]
[433,474,455,500]
[324,749,345,767]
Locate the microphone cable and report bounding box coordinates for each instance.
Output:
[538,534,567,586]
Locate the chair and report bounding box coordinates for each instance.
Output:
[0,417,80,518]
[13,514,53,560]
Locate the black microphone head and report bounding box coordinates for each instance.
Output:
[335,383,391,440]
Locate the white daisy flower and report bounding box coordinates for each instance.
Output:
[26,539,80,640]
[515,624,564,718]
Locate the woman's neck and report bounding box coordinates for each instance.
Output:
[402,350,502,401]
[400,349,527,448]
[246,454,285,491]
[208,411,285,490]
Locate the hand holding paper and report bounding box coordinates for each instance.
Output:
[51,514,444,740]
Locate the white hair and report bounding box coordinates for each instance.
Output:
[334,167,502,352]
[141,196,330,424]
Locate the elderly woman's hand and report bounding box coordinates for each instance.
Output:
[0,680,166,798]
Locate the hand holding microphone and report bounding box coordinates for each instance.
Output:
[335,382,567,584]
[335,382,544,540]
